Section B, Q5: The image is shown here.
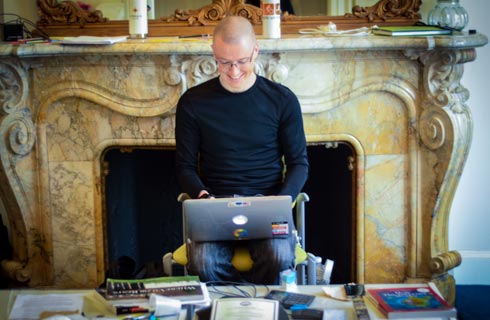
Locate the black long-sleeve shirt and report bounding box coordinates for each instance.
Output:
[175,76,308,199]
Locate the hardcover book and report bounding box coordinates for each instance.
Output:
[372,26,452,37]
[366,286,457,319]
[105,275,209,304]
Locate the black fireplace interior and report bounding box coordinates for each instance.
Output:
[103,144,354,284]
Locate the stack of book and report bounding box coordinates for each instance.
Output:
[365,285,457,319]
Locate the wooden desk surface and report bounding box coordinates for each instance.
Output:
[0,284,453,320]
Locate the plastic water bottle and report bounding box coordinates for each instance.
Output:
[280,269,298,292]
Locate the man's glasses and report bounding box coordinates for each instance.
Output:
[216,47,255,70]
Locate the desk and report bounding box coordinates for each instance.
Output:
[207,285,359,319]
[0,284,453,320]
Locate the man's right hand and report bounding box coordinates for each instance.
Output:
[197,190,214,199]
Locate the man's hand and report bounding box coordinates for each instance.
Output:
[197,190,214,199]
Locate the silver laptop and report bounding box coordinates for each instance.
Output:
[183,195,294,242]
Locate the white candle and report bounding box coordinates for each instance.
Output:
[261,0,281,39]
[128,0,148,39]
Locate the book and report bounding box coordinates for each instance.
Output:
[372,26,452,37]
[366,285,457,319]
[105,275,210,304]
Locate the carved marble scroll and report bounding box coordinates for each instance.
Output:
[0,59,37,284]
[430,250,462,274]
[416,49,475,298]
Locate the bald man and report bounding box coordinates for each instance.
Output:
[175,16,308,284]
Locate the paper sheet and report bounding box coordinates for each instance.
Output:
[59,36,128,45]
[9,293,84,320]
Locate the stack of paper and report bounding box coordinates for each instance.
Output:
[59,36,128,45]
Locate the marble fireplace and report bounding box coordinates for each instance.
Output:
[0,33,487,300]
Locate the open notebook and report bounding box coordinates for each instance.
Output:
[183,195,294,242]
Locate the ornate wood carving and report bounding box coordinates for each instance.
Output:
[36,0,422,37]
[37,0,107,26]
[162,0,262,26]
[346,0,422,22]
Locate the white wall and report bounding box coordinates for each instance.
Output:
[421,0,490,285]
[448,0,490,285]
[1,0,489,285]
[2,0,37,21]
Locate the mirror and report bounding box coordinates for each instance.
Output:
[37,0,422,37]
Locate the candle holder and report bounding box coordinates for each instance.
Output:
[428,0,468,31]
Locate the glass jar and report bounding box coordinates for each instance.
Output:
[428,0,469,31]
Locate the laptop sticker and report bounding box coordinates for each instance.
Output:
[233,228,248,238]
[272,221,289,236]
[228,200,251,207]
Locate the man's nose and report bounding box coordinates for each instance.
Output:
[228,64,240,74]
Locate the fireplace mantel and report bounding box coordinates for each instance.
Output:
[0,33,487,300]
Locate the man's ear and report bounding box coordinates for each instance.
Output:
[253,43,260,57]
[210,43,217,60]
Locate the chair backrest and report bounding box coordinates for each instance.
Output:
[183,195,294,243]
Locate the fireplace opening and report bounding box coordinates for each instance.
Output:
[102,147,183,279]
[302,143,355,284]
[102,143,355,283]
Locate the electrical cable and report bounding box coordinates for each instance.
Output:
[205,280,271,299]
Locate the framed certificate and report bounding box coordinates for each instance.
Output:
[210,298,279,320]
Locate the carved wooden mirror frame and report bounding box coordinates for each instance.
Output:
[37,0,422,37]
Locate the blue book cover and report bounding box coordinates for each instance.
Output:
[366,286,457,319]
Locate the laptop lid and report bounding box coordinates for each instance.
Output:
[183,195,294,242]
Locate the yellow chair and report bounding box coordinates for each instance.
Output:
[162,193,329,285]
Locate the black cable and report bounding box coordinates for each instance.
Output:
[205,280,270,299]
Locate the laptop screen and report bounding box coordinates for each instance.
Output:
[183,195,294,242]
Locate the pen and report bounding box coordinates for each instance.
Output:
[178,34,211,38]
[122,312,154,320]
[116,306,150,315]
